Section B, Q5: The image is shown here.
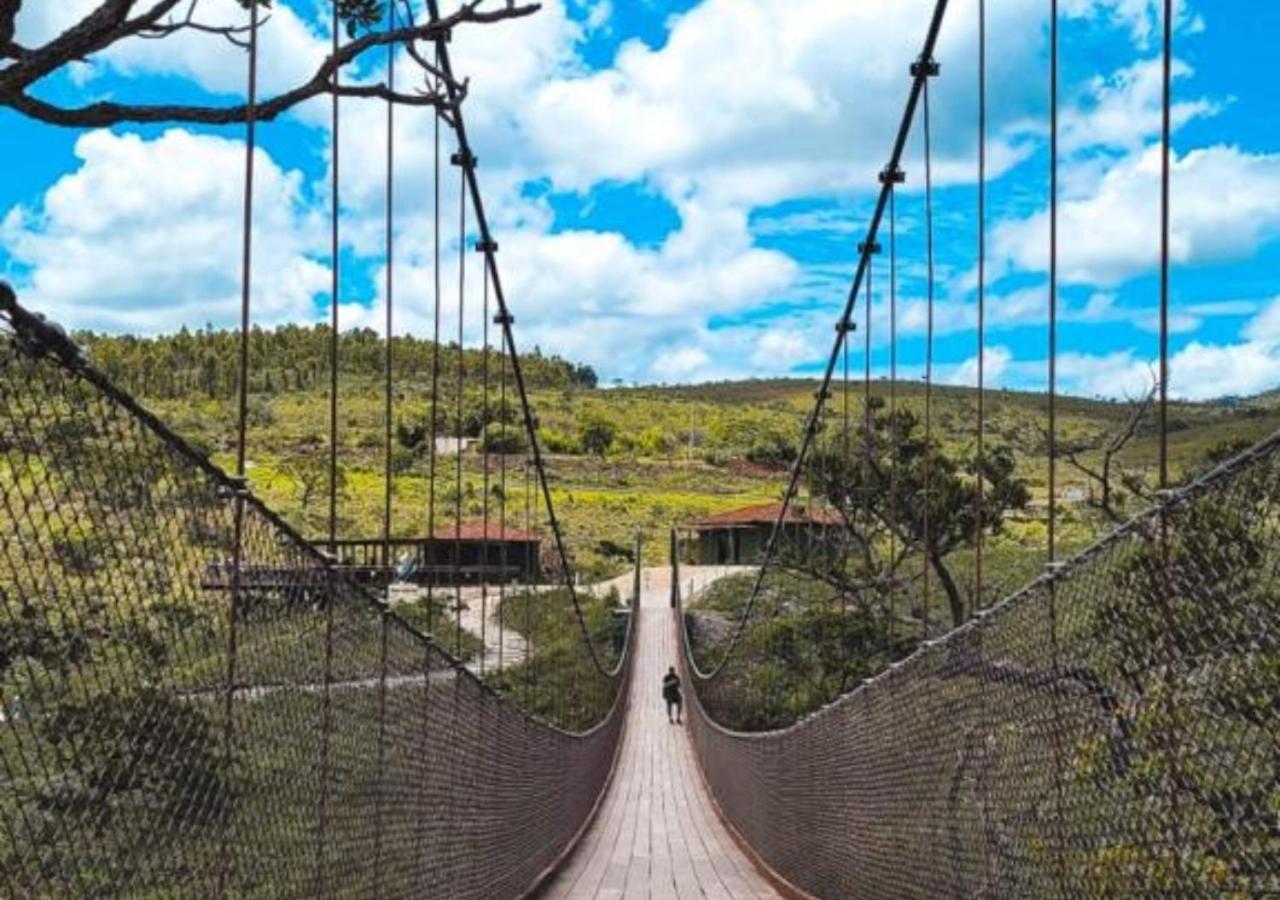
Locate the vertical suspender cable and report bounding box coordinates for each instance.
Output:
[863,247,874,613]
[524,455,534,703]
[975,0,986,607]
[383,7,395,586]
[922,76,936,635]
[497,280,508,672]
[1159,0,1172,493]
[1047,3,1071,887]
[480,241,491,677]
[218,3,258,895]
[888,183,899,640]
[1049,0,1059,573]
[841,265,850,622]
[1157,0,1186,882]
[454,150,467,660]
[316,1,341,891]
[372,4,395,888]
[426,42,443,634]
[327,10,341,555]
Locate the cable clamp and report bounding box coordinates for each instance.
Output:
[879,166,906,185]
[493,312,514,326]
[911,57,941,78]
[814,389,832,402]
[450,149,477,169]
[836,319,857,335]
[859,240,883,256]
[475,238,498,254]
[434,26,453,44]
[216,477,249,500]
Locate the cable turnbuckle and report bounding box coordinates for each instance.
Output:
[493,312,515,327]
[859,241,883,256]
[836,319,857,335]
[879,167,906,185]
[450,149,477,169]
[475,238,498,254]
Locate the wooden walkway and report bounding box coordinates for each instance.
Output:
[543,568,781,900]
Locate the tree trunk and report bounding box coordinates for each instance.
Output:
[930,549,966,628]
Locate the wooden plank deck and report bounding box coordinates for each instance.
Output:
[542,568,780,900]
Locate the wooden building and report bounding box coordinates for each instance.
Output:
[311,522,541,586]
[687,501,843,565]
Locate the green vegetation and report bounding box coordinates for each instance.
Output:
[484,586,628,730]
[687,571,918,730]
[76,327,1280,591]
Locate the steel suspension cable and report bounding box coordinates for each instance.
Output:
[383,6,395,581]
[685,0,952,681]
[1049,0,1059,573]
[1159,0,1172,494]
[1156,0,1187,877]
[862,240,875,613]
[922,74,937,636]
[975,0,986,607]
[217,3,258,894]
[426,42,443,634]
[1047,5,1071,886]
[425,0,623,677]
[316,0,342,888]
[372,6,395,885]
[480,229,491,677]
[885,168,902,640]
[497,273,508,672]
[453,145,467,660]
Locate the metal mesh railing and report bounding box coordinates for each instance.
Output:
[680,431,1280,898]
[0,295,631,898]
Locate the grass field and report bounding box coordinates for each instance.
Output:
[128,371,1280,585]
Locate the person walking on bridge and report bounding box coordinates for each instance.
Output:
[663,666,683,724]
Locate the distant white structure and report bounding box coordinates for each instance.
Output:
[1061,485,1089,504]
[434,436,478,457]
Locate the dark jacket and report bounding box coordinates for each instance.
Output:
[662,673,681,701]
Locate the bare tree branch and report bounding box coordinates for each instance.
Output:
[0,0,539,128]
[0,0,25,60]
[1055,379,1158,522]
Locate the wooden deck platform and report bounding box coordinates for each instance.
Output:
[543,568,781,900]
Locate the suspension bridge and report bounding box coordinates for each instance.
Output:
[2,0,1278,897]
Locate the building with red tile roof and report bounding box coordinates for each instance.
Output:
[688,501,843,565]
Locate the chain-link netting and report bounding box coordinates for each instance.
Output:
[0,295,631,898]
[680,431,1280,898]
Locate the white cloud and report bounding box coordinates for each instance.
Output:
[1061,0,1204,49]
[996,295,1280,400]
[751,329,813,369]
[1062,58,1220,154]
[16,1,328,101]
[949,345,1012,387]
[1,129,327,332]
[991,144,1280,286]
[652,346,713,381]
[522,0,1050,208]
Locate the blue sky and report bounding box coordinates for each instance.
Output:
[2,0,1278,399]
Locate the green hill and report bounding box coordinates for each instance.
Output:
[79,329,1280,581]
